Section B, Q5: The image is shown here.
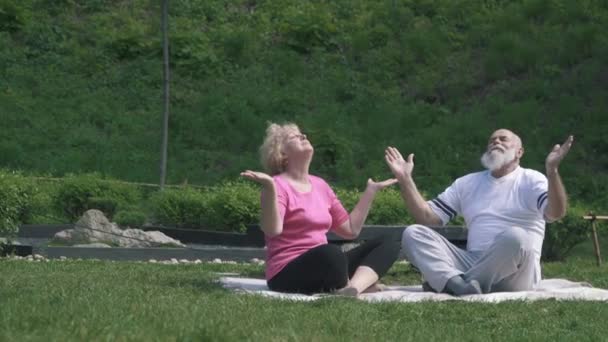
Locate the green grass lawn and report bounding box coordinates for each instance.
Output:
[1,252,607,342]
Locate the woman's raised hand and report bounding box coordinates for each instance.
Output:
[240,170,274,187]
[366,178,398,192]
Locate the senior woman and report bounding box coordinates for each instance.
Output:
[241,122,400,296]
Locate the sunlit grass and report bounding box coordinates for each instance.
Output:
[1,255,606,341]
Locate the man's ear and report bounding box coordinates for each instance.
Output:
[517,146,525,159]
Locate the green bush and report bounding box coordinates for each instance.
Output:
[149,181,260,232]
[0,171,37,238]
[87,197,118,219]
[0,0,30,33]
[149,187,209,228]
[367,188,413,225]
[205,181,260,233]
[335,188,359,216]
[114,209,147,228]
[542,203,590,262]
[53,174,143,222]
[336,187,415,225]
[24,181,58,224]
[275,2,338,54]
[152,182,413,231]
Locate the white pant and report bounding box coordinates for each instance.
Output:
[402,225,539,293]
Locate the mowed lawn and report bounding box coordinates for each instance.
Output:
[1,238,607,341]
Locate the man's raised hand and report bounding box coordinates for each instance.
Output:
[545,135,574,172]
[385,147,415,179]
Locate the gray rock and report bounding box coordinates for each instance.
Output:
[250,258,265,265]
[53,230,74,242]
[53,210,185,248]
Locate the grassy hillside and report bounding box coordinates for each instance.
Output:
[1,0,607,205]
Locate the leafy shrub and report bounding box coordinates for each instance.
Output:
[337,187,417,225]
[0,171,37,238]
[101,12,156,60]
[149,187,209,228]
[25,181,58,224]
[335,188,358,215]
[0,0,30,33]
[276,2,338,54]
[205,181,260,233]
[87,197,118,219]
[367,188,413,225]
[171,31,220,77]
[114,209,147,228]
[221,28,254,65]
[53,174,143,222]
[542,203,590,261]
[150,181,260,232]
[310,130,355,183]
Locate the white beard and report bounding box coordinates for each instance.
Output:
[481,147,517,171]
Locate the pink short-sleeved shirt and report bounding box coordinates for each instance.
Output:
[264,174,350,280]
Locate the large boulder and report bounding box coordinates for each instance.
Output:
[53,209,185,248]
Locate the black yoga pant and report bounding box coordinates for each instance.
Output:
[267,235,400,294]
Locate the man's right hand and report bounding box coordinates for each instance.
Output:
[240,170,274,187]
[545,135,574,173]
[384,147,415,180]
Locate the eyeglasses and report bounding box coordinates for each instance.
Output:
[288,133,307,141]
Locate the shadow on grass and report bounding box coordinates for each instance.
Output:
[161,275,228,294]
[382,263,422,286]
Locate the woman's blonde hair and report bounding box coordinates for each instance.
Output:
[259,122,299,175]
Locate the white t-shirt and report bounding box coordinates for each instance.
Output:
[428,166,548,258]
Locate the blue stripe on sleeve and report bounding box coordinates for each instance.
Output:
[537,192,548,210]
[432,198,457,220]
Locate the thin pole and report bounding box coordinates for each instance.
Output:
[591,220,602,266]
[159,0,170,190]
[583,214,605,267]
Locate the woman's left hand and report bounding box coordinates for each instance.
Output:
[366,178,398,192]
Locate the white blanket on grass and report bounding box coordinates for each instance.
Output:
[219,277,608,303]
